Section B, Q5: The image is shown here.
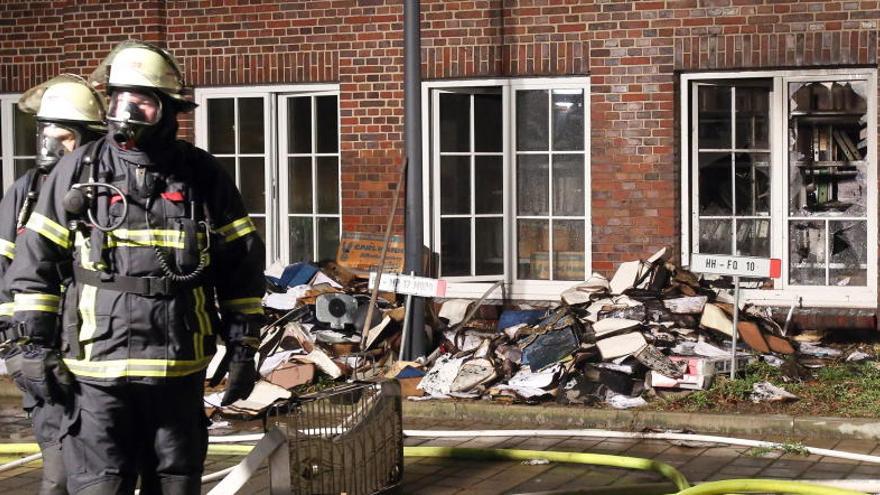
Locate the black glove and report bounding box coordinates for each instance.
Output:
[221,345,259,406]
[12,345,75,406]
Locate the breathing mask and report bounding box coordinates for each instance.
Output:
[35,122,82,170]
[106,90,163,150]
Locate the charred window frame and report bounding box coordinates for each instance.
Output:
[682,70,878,307]
[0,93,37,196]
[425,78,591,300]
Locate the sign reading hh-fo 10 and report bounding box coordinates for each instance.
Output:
[690,253,782,279]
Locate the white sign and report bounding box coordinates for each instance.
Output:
[368,272,447,298]
[690,254,782,279]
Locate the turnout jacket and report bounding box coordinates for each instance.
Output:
[0,169,43,323]
[7,137,265,384]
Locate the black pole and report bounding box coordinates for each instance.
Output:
[403,0,426,360]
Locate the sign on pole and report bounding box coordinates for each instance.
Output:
[368,272,447,298]
[689,254,782,379]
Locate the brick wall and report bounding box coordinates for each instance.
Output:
[1,0,878,291]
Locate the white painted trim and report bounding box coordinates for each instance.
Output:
[680,68,879,307]
[421,77,591,300]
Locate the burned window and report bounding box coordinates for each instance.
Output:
[788,80,869,286]
[694,81,771,257]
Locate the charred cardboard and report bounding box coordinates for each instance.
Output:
[522,327,579,372]
[593,318,641,339]
[634,344,682,378]
[596,332,647,360]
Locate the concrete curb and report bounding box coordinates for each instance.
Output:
[403,400,880,441]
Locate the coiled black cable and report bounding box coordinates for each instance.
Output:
[144,197,210,283]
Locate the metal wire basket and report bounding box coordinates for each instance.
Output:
[266,380,404,495]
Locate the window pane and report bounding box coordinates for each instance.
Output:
[289,157,312,214]
[317,217,340,262]
[516,90,549,151]
[475,218,503,276]
[239,157,265,214]
[316,156,339,214]
[790,220,826,285]
[736,219,770,257]
[553,219,585,281]
[315,95,338,153]
[206,99,235,154]
[698,152,732,215]
[441,218,470,276]
[517,155,549,216]
[439,93,469,152]
[473,93,502,152]
[13,106,35,156]
[517,219,549,280]
[552,154,585,216]
[238,98,264,154]
[289,217,314,262]
[217,157,236,183]
[15,159,35,180]
[699,219,732,255]
[735,86,770,149]
[474,155,502,214]
[552,90,584,151]
[440,155,470,215]
[288,97,312,154]
[790,81,868,114]
[734,153,770,216]
[697,85,731,149]
[829,220,867,286]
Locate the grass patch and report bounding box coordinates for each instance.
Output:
[746,442,810,458]
[654,361,880,418]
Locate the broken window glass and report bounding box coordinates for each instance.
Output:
[787,80,869,286]
[789,220,826,285]
[698,152,732,215]
[698,219,732,255]
[734,152,771,216]
[736,219,770,258]
[829,220,867,286]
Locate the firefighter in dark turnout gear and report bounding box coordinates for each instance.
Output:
[7,41,265,495]
[0,74,106,495]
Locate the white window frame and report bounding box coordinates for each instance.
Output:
[0,93,32,192]
[422,77,592,301]
[680,69,878,308]
[194,84,340,266]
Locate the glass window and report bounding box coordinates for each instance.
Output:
[432,80,590,288]
[693,80,772,257]
[686,71,876,300]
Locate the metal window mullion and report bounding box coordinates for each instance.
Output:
[824,219,830,285]
[729,87,737,255]
[233,98,241,185]
[691,84,701,255]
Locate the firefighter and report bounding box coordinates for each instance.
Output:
[0,74,106,495]
[6,40,265,495]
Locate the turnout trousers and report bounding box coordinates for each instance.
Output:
[32,400,69,495]
[61,373,208,495]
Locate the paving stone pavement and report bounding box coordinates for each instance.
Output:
[0,411,877,494]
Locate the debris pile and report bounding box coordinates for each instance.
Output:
[414,247,805,408]
[206,241,877,416]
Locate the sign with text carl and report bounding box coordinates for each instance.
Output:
[689,254,782,379]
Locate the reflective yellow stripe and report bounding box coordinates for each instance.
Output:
[0,239,15,260]
[0,302,14,317]
[63,356,213,379]
[216,217,256,243]
[219,297,264,315]
[26,213,71,249]
[78,285,98,360]
[14,293,61,313]
[192,287,212,359]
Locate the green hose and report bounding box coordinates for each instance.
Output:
[404,446,691,492]
[675,479,867,495]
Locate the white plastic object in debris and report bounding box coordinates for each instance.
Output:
[699,303,733,337]
[608,261,643,295]
[750,381,798,403]
[450,358,497,393]
[798,342,843,358]
[438,299,472,326]
[663,296,708,314]
[606,393,648,409]
[593,318,642,338]
[560,274,610,305]
[418,355,467,396]
[596,332,647,359]
[846,351,871,362]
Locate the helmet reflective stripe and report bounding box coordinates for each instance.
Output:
[18,74,106,128]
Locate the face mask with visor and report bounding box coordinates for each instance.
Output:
[106,90,163,147]
[35,122,81,169]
